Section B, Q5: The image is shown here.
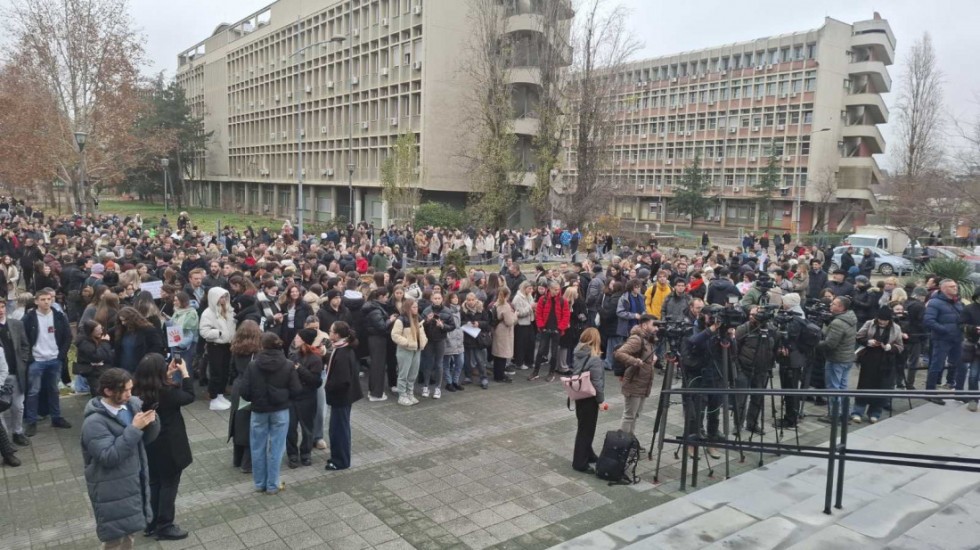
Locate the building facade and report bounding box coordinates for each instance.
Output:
[176,0,570,228]
[561,14,893,233]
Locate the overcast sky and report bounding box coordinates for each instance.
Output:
[114,0,980,171]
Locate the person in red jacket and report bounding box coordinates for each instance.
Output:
[355,253,369,274]
[530,280,571,382]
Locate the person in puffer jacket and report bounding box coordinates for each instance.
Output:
[924,279,965,394]
[442,294,465,393]
[199,287,237,411]
[817,296,858,418]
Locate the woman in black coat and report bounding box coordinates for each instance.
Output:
[279,284,312,347]
[324,321,363,471]
[228,320,262,473]
[114,307,166,372]
[73,320,114,396]
[286,329,324,468]
[133,353,195,541]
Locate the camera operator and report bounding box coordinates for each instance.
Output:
[816,296,857,422]
[734,306,778,435]
[740,273,778,309]
[682,306,739,459]
[775,293,807,428]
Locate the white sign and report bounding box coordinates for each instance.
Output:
[166,326,185,348]
[142,280,163,299]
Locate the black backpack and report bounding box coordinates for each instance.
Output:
[611,335,653,377]
[596,430,641,485]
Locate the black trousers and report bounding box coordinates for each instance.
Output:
[492,356,508,382]
[367,335,388,398]
[743,364,772,429]
[386,338,398,388]
[287,397,316,460]
[533,331,561,375]
[0,421,16,460]
[684,370,722,441]
[148,470,182,531]
[779,365,802,423]
[572,397,599,471]
[206,342,231,398]
[233,444,252,470]
[514,325,536,367]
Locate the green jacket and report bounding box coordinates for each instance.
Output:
[818,310,857,363]
[370,253,389,272]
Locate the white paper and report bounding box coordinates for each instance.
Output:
[142,280,163,299]
[166,326,185,348]
[461,325,481,338]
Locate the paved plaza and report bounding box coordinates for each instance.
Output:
[0,369,922,550]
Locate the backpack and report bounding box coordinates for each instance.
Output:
[611,335,653,377]
[795,317,823,353]
[596,430,641,485]
[488,304,500,328]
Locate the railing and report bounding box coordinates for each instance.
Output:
[651,381,980,515]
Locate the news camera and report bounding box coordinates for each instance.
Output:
[802,298,834,325]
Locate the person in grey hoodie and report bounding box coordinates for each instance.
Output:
[570,328,605,473]
[81,368,160,548]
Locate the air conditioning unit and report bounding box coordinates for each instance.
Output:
[236,169,242,175]
[686,131,693,136]
[321,126,328,134]
[749,156,757,162]
[299,129,305,137]
[728,127,737,133]
[413,4,422,15]
[352,29,359,37]
[721,70,727,76]
[708,101,715,105]
[381,67,389,76]
[381,17,389,26]
[414,61,422,70]
[248,102,254,108]
[274,94,281,102]
[766,64,773,70]
[777,124,785,130]
[639,134,647,139]
[784,155,792,162]
[361,121,369,129]
[258,65,264,71]
[783,208,791,215]
[780,94,788,99]
[326,81,334,89]
[305,85,312,93]
[270,62,275,68]
[670,77,678,83]
[666,159,673,165]
[390,117,399,126]
[790,92,798,98]
[281,131,288,139]
[756,65,764,70]
[281,56,287,64]
[733,186,741,192]
[270,132,276,140]
[716,156,723,162]
[248,67,254,74]
[659,132,666,138]
[287,168,294,176]
[259,100,264,107]
[753,126,760,131]
[756,95,764,100]
[629,159,637,165]
[352,77,359,85]
[324,168,334,176]
[286,91,293,98]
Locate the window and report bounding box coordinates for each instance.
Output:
[801,141,810,155]
[805,77,816,91]
[803,111,813,124]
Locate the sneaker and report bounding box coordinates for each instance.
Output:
[969,400,978,412]
[504,369,517,376]
[869,417,879,424]
[926,398,946,406]
[210,398,231,411]
[51,418,72,429]
[391,386,399,394]
[707,447,721,459]
[155,526,189,541]
[498,376,513,384]
[409,395,420,405]
[398,396,413,406]
[12,433,30,447]
[519,364,529,370]
[24,423,36,437]
[528,374,540,381]
[315,440,327,450]
[481,379,489,389]
[941,383,955,390]
[546,374,556,383]
[454,383,465,391]
[421,387,430,398]
[433,388,442,399]
[775,419,798,429]
[850,415,862,424]
[445,384,456,392]
[215,394,231,406]
[462,378,473,385]
[368,393,388,402]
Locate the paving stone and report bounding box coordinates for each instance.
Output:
[784,524,872,550]
[902,469,980,504]
[778,486,879,527]
[622,506,756,550]
[545,530,620,550]
[728,475,822,520]
[601,497,706,543]
[685,471,772,510]
[458,528,499,550]
[837,490,939,539]
[702,516,798,550]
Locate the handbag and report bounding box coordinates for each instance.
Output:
[0,379,14,413]
[561,370,596,410]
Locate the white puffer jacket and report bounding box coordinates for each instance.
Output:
[199,287,235,344]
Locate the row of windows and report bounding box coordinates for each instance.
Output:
[564,168,809,191]
[607,71,818,110]
[228,77,422,118]
[609,110,815,136]
[605,140,811,160]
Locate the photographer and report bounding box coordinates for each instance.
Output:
[775,294,807,428]
[902,287,928,390]
[816,296,857,421]
[734,306,778,435]
[613,315,658,439]
[682,306,739,459]
[740,273,777,309]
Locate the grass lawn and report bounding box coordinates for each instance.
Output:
[99,199,286,231]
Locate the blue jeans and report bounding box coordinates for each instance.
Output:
[420,339,446,389]
[250,409,289,492]
[464,348,488,384]
[926,339,962,390]
[443,353,464,386]
[329,405,352,469]
[25,359,63,424]
[605,336,623,370]
[824,361,853,417]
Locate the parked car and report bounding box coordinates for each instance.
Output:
[903,246,980,273]
[830,245,914,276]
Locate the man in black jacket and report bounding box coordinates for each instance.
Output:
[0,305,32,447]
[23,288,73,436]
[420,292,456,399]
[903,287,928,389]
[851,276,877,326]
[706,267,741,306]
[807,259,828,298]
[824,269,855,298]
[362,288,395,401]
[504,263,526,297]
[840,247,856,275]
[317,290,352,333]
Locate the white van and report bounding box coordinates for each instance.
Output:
[845,226,915,254]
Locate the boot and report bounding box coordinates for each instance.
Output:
[0,426,19,467]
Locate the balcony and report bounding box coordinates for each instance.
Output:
[845,93,889,123]
[513,116,540,136]
[850,32,895,66]
[842,124,885,155]
[839,156,884,186]
[853,18,896,56]
[506,13,545,34]
[509,66,542,87]
[849,60,892,93]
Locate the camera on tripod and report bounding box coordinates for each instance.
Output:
[802,298,834,325]
[704,303,747,331]
[653,319,693,344]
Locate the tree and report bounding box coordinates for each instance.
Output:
[380,133,421,225]
[414,202,465,229]
[458,0,521,228]
[895,33,944,178]
[672,154,712,228]
[561,0,641,229]
[754,141,781,229]
[879,172,964,250]
[6,0,150,214]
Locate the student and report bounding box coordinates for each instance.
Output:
[324,321,363,470]
[287,329,324,468]
[570,328,605,473]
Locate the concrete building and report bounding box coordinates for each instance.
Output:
[561,14,894,233]
[175,0,571,229]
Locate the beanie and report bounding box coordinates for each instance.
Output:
[298,328,318,346]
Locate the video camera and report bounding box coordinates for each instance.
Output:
[653,319,693,343]
[751,304,781,324]
[802,298,834,325]
[704,302,747,331]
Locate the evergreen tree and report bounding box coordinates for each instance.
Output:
[755,141,781,229]
[672,153,711,228]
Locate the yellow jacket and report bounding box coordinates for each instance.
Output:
[645,281,672,319]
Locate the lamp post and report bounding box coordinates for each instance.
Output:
[74,131,88,215]
[796,127,832,241]
[160,158,170,213]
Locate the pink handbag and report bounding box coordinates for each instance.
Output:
[561,370,596,410]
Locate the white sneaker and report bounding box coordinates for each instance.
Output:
[410,396,419,405]
[368,393,388,402]
[433,388,442,399]
[421,387,430,398]
[210,397,231,411]
[216,394,231,406]
[398,396,413,406]
[391,386,399,394]
[519,364,529,370]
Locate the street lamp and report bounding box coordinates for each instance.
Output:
[74,132,88,215]
[160,158,170,214]
[329,33,354,225]
[796,127,833,240]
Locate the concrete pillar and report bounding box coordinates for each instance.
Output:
[309,186,315,224]
[719,198,727,228]
[330,186,338,220]
[272,184,279,217]
[289,185,296,221]
[660,198,667,224]
[219,182,224,210]
[753,202,760,231]
[243,183,250,214]
[381,198,389,228]
[354,188,363,223]
[634,197,641,223]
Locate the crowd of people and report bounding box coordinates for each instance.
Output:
[0,197,975,549]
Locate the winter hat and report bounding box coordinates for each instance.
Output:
[91,263,105,275]
[782,293,801,309]
[326,290,341,301]
[876,307,894,321]
[855,275,870,284]
[298,328,318,346]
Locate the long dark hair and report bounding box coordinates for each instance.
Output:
[132,353,171,409]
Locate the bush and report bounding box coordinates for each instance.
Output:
[905,258,975,301]
[442,248,468,279]
[414,201,465,229]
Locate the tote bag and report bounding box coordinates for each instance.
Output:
[561,370,596,410]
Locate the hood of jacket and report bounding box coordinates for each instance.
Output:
[573,344,593,364]
[835,309,858,328]
[84,395,144,420]
[461,300,484,314]
[254,349,289,372]
[207,287,230,317]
